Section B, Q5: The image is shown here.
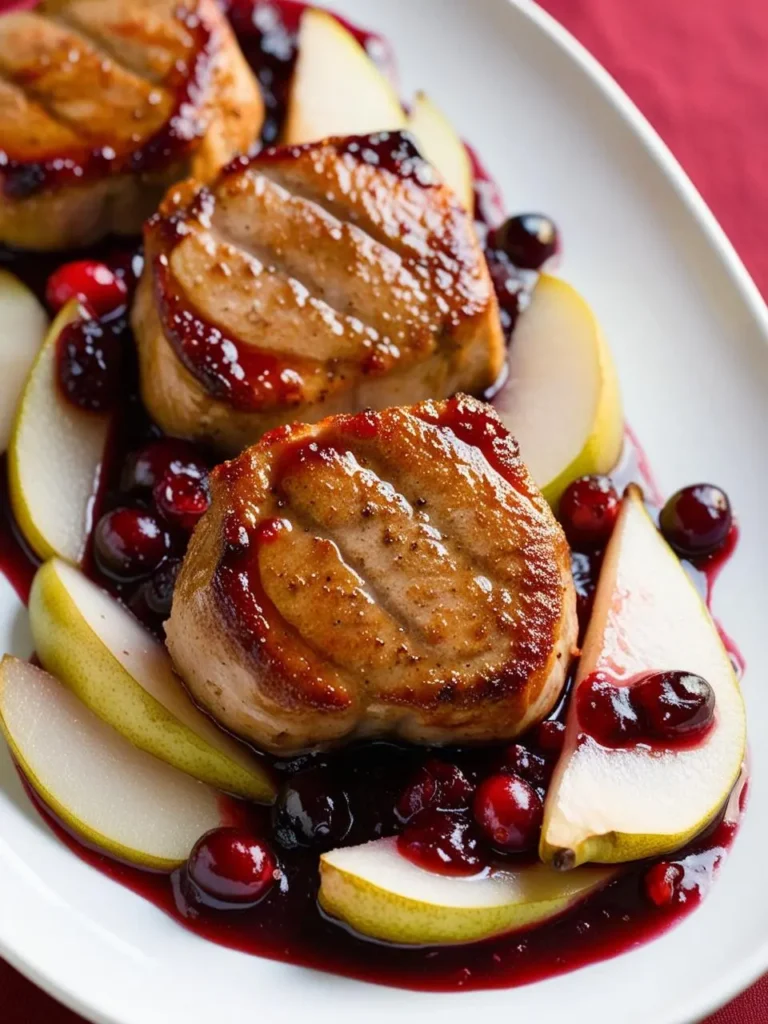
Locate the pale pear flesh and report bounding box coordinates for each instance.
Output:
[0,657,227,870]
[541,486,746,868]
[30,559,275,803]
[0,269,48,452]
[407,92,474,211]
[493,274,623,505]
[320,837,614,945]
[9,299,110,563]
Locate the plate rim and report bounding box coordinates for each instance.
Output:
[1,1,768,1022]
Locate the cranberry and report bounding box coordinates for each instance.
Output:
[473,773,543,853]
[187,828,279,907]
[93,508,171,581]
[500,744,550,788]
[644,861,684,907]
[576,674,642,746]
[106,249,144,295]
[558,476,620,550]
[398,810,486,875]
[272,769,352,851]
[571,549,602,638]
[46,260,128,317]
[659,484,732,559]
[535,719,567,756]
[122,439,209,495]
[486,251,525,325]
[56,314,123,412]
[154,468,210,533]
[141,557,182,618]
[633,671,715,740]
[489,214,559,271]
[396,760,474,823]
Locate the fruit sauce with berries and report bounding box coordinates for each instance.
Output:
[0,0,747,995]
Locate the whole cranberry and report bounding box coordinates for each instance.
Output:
[122,439,209,495]
[558,476,620,550]
[576,674,642,746]
[486,252,525,321]
[106,249,144,295]
[489,214,559,270]
[633,671,715,740]
[93,508,171,580]
[154,468,210,533]
[187,827,279,907]
[46,260,128,317]
[272,769,352,851]
[500,744,550,788]
[473,773,543,853]
[571,549,602,637]
[396,760,474,823]
[56,314,123,412]
[141,557,182,618]
[398,809,485,875]
[659,484,732,559]
[534,719,566,756]
[644,861,684,908]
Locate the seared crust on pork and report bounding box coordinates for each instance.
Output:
[166,397,577,754]
[0,0,263,249]
[132,133,505,453]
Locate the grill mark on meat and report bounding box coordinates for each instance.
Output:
[47,12,166,88]
[0,66,90,142]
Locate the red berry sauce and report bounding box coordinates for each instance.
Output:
[0,0,748,996]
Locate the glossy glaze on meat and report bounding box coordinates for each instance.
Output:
[0,0,264,249]
[166,397,577,754]
[132,132,505,453]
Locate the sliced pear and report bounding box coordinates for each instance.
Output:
[493,274,623,506]
[283,9,405,145]
[541,485,746,869]
[30,558,275,803]
[8,299,110,563]
[320,837,614,945]
[407,92,474,211]
[0,269,48,452]
[0,657,228,869]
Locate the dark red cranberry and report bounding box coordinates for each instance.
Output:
[398,810,486,875]
[632,671,715,740]
[272,769,352,851]
[473,773,543,853]
[500,744,550,788]
[644,861,684,907]
[558,476,620,550]
[396,760,474,823]
[187,827,279,907]
[153,468,210,533]
[659,484,732,559]
[56,314,123,412]
[122,438,209,495]
[93,508,171,581]
[535,719,567,756]
[46,260,128,317]
[141,557,182,618]
[106,249,144,295]
[489,214,559,271]
[576,674,642,746]
[486,251,525,325]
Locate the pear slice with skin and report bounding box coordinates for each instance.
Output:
[0,657,229,870]
[283,9,405,144]
[493,274,623,506]
[407,92,474,211]
[320,837,615,945]
[0,269,48,452]
[30,558,275,803]
[9,299,110,564]
[541,485,746,869]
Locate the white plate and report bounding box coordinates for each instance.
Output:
[2,1,768,1022]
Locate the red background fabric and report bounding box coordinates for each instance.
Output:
[2,0,767,1020]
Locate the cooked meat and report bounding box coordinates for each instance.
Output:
[132,132,505,453]
[0,0,263,250]
[166,396,577,755]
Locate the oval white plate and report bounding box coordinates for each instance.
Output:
[2,1,768,1022]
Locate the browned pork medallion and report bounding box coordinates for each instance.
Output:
[132,132,506,453]
[166,396,577,754]
[0,0,264,249]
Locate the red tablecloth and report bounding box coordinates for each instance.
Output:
[2,0,767,1020]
